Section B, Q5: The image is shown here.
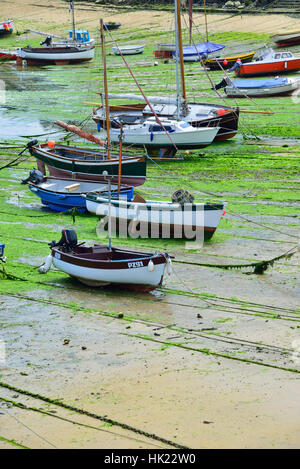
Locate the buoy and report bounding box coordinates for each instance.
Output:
[48,140,55,148]
[38,254,53,274]
[185,150,190,155]
[217,108,226,116]
[154,61,158,66]
[148,259,155,272]
[223,59,228,66]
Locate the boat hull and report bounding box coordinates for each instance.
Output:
[30,144,146,187]
[112,45,144,55]
[204,52,255,70]
[86,196,226,241]
[236,58,300,77]
[51,246,168,291]
[271,32,300,48]
[17,46,95,65]
[225,78,300,97]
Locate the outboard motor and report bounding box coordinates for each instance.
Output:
[21,168,44,185]
[50,229,78,251]
[40,36,52,47]
[18,139,39,158]
[172,189,195,205]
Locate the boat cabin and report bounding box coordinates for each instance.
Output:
[68,30,91,43]
[255,47,294,62]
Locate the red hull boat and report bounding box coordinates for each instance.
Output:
[235,47,300,77]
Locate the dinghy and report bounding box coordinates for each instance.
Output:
[40,229,172,291]
[112,44,145,55]
[110,117,219,150]
[85,190,226,241]
[174,41,225,62]
[270,31,300,48]
[22,169,133,212]
[0,20,13,36]
[204,52,255,70]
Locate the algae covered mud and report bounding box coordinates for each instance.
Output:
[0,0,300,450]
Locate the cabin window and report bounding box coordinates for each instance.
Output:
[274,54,281,59]
[180,122,190,128]
[282,53,289,58]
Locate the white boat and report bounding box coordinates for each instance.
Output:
[109,117,219,149]
[112,44,145,55]
[224,76,300,97]
[17,45,95,65]
[85,191,226,241]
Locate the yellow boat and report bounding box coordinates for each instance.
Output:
[204,52,256,70]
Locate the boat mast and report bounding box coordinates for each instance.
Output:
[175,0,187,118]
[100,19,111,160]
[189,0,193,45]
[204,0,209,42]
[70,0,76,42]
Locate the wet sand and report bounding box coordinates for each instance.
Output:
[0,0,300,450]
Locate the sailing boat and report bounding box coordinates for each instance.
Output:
[17,1,95,65]
[92,0,239,141]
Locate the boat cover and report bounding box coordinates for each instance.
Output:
[231,77,288,89]
[175,41,225,57]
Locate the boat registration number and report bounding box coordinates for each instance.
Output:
[128,261,144,268]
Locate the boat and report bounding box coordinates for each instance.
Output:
[22,170,133,212]
[17,2,95,65]
[0,50,17,61]
[173,41,225,62]
[270,31,300,48]
[234,47,300,77]
[154,42,190,59]
[92,0,240,142]
[39,229,172,291]
[112,44,145,55]
[222,76,300,98]
[110,117,219,150]
[0,242,5,263]
[28,142,147,187]
[204,52,256,70]
[104,22,121,31]
[0,20,13,36]
[85,190,226,241]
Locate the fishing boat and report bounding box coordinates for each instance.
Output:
[0,20,13,36]
[22,170,133,212]
[270,31,300,48]
[174,41,225,62]
[39,229,172,291]
[204,52,256,70]
[92,0,239,142]
[110,117,219,149]
[222,76,300,98]
[234,47,300,77]
[17,2,95,65]
[112,44,145,55]
[85,190,226,241]
[28,142,146,187]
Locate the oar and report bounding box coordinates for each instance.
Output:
[240,110,274,115]
[55,120,105,146]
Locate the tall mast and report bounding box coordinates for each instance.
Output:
[71,1,76,42]
[100,19,111,160]
[189,0,193,45]
[175,0,187,117]
[204,0,209,42]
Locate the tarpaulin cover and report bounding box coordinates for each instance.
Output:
[231,77,288,89]
[173,41,225,57]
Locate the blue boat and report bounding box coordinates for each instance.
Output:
[28,177,134,212]
[173,41,225,62]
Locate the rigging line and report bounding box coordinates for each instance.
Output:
[102,24,178,152]
[1,406,57,449]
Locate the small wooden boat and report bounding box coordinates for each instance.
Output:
[110,117,219,150]
[0,50,17,61]
[234,47,300,77]
[112,44,145,55]
[85,190,226,241]
[22,171,133,212]
[270,31,300,48]
[40,229,172,291]
[104,22,121,31]
[0,20,13,36]
[204,52,255,70]
[17,44,95,65]
[154,42,190,58]
[28,142,147,187]
[224,76,300,98]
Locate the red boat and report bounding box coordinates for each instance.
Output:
[0,50,17,61]
[270,31,300,48]
[235,47,300,77]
